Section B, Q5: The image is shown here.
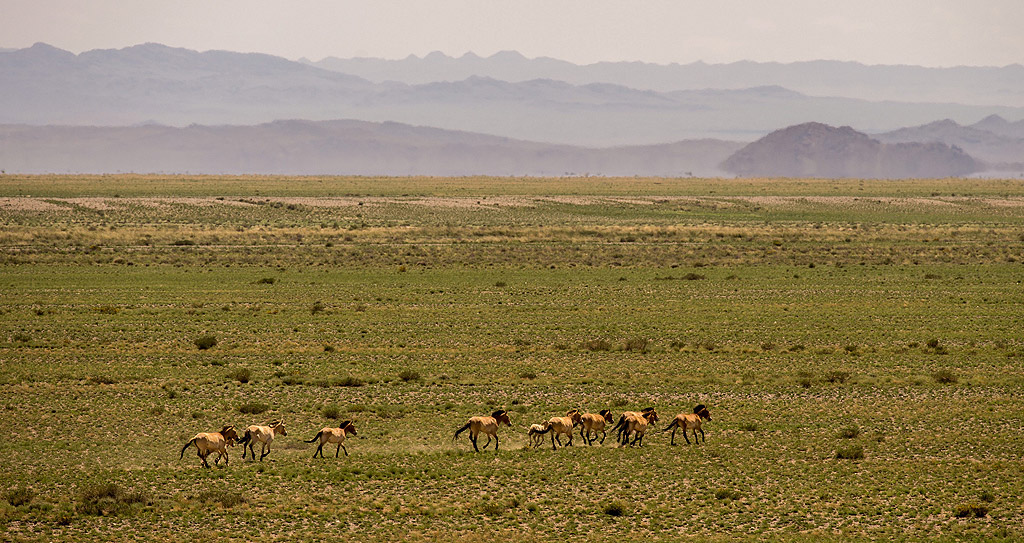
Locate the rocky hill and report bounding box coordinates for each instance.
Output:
[722,123,982,178]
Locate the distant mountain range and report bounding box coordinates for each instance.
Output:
[306,51,1024,107]
[2,43,1023,145]
[1,43,1021,177]
[0,120,743,176]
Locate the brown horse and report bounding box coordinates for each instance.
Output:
[238,421,287,461]
[612,407,656,444]
[453,410,512,452]
[179,425,239,468]
[662,405,712,445]
[542,409,582,450]
[306,420,358,457]
[620,409,659,447]
[579,409,614,446]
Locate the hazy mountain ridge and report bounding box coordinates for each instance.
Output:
[3,43,1022,145]
[307,50,1024,107]
[0,120,743,176]
[722,122,982,178]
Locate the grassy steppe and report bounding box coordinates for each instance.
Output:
[2,175,1023,541]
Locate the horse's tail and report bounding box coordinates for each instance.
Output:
[661,419,678,433]
[305,431,323,444]
[611,415,626,433]
[180,438,197,459]
[237,430,251,446]
[453,423,471,441]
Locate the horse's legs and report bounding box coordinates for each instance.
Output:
[313,442,324,458]
[482,435,492,450]
[260,443,270,461]
[598,430,606,445]
[698,428,706,443]
[670,428,677,446]
[470,434,480,452]
[682,429,691,445]
[494,434,499,452]
[341,443,349,457]
[551,432,557,450]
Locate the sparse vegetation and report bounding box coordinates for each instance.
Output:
[194,334,217,350]
[2,175,1023,540]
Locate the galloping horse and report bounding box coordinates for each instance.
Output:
[579,409,614,446]
[620,409,659,447]
[306,420,358,457]
[662,404,712,445]
[179,425,239,468]
[239,421,287,461]
[612,407,656,444]
[542,409,582,450]
[453,410,512,452]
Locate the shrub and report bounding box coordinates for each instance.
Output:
[194,335,217,350]
[683,272,705,281]
[797,371,814,388]
[838,425,861,439]
[255,277,276,285]
[836,444,865,460]
[398,369,421,382]
[714,489,742,501]
[603,501,628,517]
[933,369,958,384]
[322,405,341,420]
[238,402,269,415]
[310,301,325,315]
[6,486,35,507]
[623,338,649,353]
[519,371,537,380]
[583,339,613,352]
[739,422,758,432]
[196,489,246,509]
[228,368,251,384]
[77,483,148,516]
[825,371,851,384]
[323,345,336,352]
[333,375,365,387]
[953,503,989,518]
[88,375,116,385]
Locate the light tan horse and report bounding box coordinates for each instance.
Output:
[542,409,582,450]
[579,409,614,446]
[306,420,358,458]
[239,421,287,461]
[662,405,712,445]
[612,407,656,444]
[620,409,659,447]
[453,410,512,452]
[179,425,239,468]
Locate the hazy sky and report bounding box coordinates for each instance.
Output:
[2,0,1022,67]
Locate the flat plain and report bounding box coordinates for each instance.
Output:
[1,175,1023,541]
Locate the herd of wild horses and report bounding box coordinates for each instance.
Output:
[179,405,710,468]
